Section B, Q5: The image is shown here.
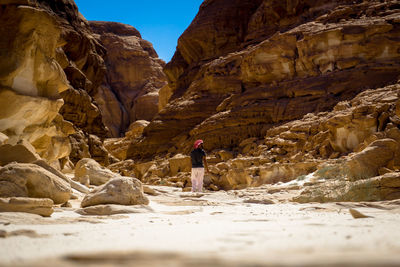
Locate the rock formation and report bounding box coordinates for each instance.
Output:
[0,2,75,167]
[0,162,71,204]
[1,0,400,216]
[1,0,169,173]
[74,158,118,186]
[90,21,167,136]
[81,177,149,208]
[0,197,54,217]
[128,0,400,159]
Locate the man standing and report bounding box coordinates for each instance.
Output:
[190,139,209,192]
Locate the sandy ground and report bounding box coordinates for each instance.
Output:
[1,185,400,267]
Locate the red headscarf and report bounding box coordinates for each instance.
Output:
[194,139,203,149]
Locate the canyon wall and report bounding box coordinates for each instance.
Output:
[0,0,166,168]
[90,21,167,136]
[128,0,400,160]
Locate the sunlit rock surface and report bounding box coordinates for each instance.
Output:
[128,0,400,159]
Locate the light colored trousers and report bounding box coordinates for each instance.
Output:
[191,167,204,192]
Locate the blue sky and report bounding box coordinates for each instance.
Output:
[74,0,203,63]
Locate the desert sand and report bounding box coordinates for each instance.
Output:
[1,185,400,267]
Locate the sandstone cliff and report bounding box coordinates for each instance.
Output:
[0,0,75,167]
[128,0,400,159]
[90,21,167,136]
[1,0,167,168]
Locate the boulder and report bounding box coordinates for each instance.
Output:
[217,168,253,190]
[125,120,150,139]
[32,159,89,194]
[168,154,191,176]
[0,163,71,204]
[74,158,118,186]
[0,197,53,217]
[81,177,149,208]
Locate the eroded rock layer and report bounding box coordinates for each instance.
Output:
[128,0,400,159]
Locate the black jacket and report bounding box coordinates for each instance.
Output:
[190,148,206,168]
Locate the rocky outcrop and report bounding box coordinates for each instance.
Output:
[128,0,400,159]
[103,120,150,161]
[1,0,167,175]
[293,172,400,203]
[81,177,149,208]
[0,163,71,204]
[90,21,167,136]
[0,2,76,166]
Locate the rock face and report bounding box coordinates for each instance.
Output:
[0,197,54,217]
[0,163,71,204]
[128,0,400,159]
[90,21,167,136]
[1,0,167,176]
[0,2,75,166]
[81,177,149,208]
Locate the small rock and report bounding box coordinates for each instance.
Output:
[243,198,275,205]
[61,201,72,208]
[349,208,372,219]
[143,186,159,196]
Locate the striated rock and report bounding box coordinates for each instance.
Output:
[0,163,71,204]
[90,21,167,135]
[129,0,400,159]
[81,177,149,208]
[74,158,117,186]
[0,197,54,217]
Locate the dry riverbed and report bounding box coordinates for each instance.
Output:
[1,185,400,266]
